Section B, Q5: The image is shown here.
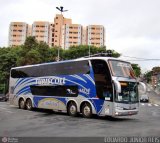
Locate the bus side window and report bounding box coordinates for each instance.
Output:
[91,60,113,101]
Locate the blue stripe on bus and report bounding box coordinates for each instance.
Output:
[14,78,24,90]
[14,73,99,113]
[16,86,30,96]
[23,79,36,86]
[14,78,31,90]
[70,75,87,83]
[91,99,104,114]
[18,78,33,86]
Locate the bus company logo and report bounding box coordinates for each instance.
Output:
[2,137,8,143]
[36,77,65,85]
[79,88,90,95]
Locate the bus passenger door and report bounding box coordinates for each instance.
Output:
[91,60,114,116]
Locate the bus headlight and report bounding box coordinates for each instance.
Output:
[115,112,119,115]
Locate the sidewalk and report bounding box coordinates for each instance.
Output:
[149,97,160,105]
[146,84,160,105]
[155,88,160,95]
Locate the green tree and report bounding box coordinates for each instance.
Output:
[23,36,38,51]
[144,70,152,83]
[0,47,20,93]
[131,64,141,77]
[17,36,41,66]
[62,45,120,60]
[36,41,51,62]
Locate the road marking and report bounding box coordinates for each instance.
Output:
[0,107,13,113]
[4,110,13,113]
[9,105,15,107]
[0,107,8,110]
[140,103,160,107]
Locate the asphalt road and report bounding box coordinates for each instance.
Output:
[0,90,160,143]
[0,102,159,137]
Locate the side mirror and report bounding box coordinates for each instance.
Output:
[138,82,146,94]
[113,80,121,93]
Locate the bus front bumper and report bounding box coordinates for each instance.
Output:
[114,109,138,116]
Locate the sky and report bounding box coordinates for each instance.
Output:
[1,0,160,72]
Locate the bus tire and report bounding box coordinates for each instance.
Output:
[67,102,78,117]
[82,103,92,118]
[25,98,33,110]
[19,98,25,109]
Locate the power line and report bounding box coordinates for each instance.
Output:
[121,55,160,61]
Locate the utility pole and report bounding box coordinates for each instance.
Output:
[56,6,68,61]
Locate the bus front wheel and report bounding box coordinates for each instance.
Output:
[19,98,25,109]
[68,102,77,117]
[25,99,33,110]
[82,103,92,118]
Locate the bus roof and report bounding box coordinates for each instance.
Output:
[11,56,125,70]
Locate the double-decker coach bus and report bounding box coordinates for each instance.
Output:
[9,55,145,117]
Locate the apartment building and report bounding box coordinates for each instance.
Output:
[82,27,87,45]
[32,21,50,43]
[87,25,105,47]
[9,14,105,48]
[8,22,28,46]
[53,14,72,47]
[62,24,82,49]
[48,23,54,47]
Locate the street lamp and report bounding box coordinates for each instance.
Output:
[56,6,68,61]
[56,6,68,14]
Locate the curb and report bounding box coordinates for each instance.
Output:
[149,97,160,105]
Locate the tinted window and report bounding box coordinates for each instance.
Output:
[91,60,113,101]
[108,60,135,78]
[30,85,78,97]
[11,60,90,78]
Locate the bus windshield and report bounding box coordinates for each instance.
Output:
[108,60,135,78]
[115,82,139,103]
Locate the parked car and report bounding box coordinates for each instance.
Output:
[0,93,8,102]
[140,94,149,102]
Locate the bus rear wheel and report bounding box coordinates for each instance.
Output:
[25,99,33,110]
[19,98,25,109]
[68,102,77,117]
[82,103,92,118]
